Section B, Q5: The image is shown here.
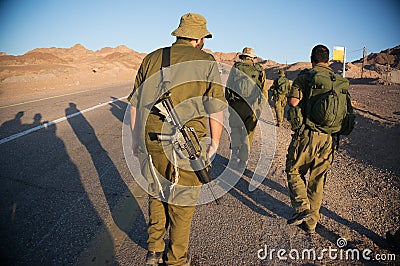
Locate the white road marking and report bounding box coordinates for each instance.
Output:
[0,88,102,109]
[0,95,128,145]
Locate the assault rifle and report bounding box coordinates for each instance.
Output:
[155,92,219,204]
[155,92,210,182]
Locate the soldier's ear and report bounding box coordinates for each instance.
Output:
[195,38,205,49]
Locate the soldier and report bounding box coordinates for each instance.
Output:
[225,47,268,169]
[285,44,353,233]
[128,13,226,265]
[270,69,290,127]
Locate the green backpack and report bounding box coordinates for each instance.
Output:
[229,62,264,102]
[304,69,355,135]
[275,76,290,95]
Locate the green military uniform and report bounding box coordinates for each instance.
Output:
[225,49,267,167]
[285,63,335,232]
[271,70,290,126]
[128,14,226,266]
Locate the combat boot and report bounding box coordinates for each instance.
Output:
[145,251,163,265]
[183,253,191,266]
[287,209,312,226]
[301,223,316,235]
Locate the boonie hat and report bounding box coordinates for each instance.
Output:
[279,69,285,76]
[239,47,256,59]
[171,13,212,39]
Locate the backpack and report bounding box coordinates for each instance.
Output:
[304,69,355,135]
[275,76,290,95]
[229,61,264,102]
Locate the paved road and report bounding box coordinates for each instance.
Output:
[0,82,149,265]
[1,82,398,265]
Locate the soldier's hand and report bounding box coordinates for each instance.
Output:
[207,142,218,162]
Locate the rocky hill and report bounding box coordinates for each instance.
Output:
[1,44,398,102]
[0,44,147,101]
[351,45,400,84]
[353,45,400,70]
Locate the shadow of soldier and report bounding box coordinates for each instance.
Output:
[0,111,105,265]
[210,154,292,220]
[65,103,147,251]
[109,96,129,124]
[211,154,390,250]
[342,111,400,177]
[0,111,26,139]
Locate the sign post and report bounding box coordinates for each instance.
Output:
[333,46,346,77]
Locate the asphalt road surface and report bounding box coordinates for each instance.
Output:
[0,83,147,265]
[0,82,398,265]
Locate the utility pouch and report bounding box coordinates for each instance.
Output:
[287,105,303,131]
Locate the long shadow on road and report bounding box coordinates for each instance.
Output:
[109,96,129,124]
[211,154,292,220]
[211,154,389,250]
[342,113,400,178]
[65,103,147,255]
[0,112,107,265]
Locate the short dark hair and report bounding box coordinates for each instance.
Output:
[311,45,329,64]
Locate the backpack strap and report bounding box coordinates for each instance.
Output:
[301,69,315,126]
[305,69,316,100]
[161,47,171,68]
[251,62,264,89]
[160,47,171,93]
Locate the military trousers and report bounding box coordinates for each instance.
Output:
[274,94,287,125]
[228,100,258,162]
[143,150,202,266]
[285,128,333,230]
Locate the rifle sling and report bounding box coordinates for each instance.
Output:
[161,47,171,68]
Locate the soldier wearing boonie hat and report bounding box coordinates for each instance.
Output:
[171,13,212,39]
[225,47,268,169]
[128,13,226,266]
[239,47,257,60]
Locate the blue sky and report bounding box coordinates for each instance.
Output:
[0,0,399,63]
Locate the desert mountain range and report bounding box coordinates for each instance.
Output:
[0,44,399,102]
